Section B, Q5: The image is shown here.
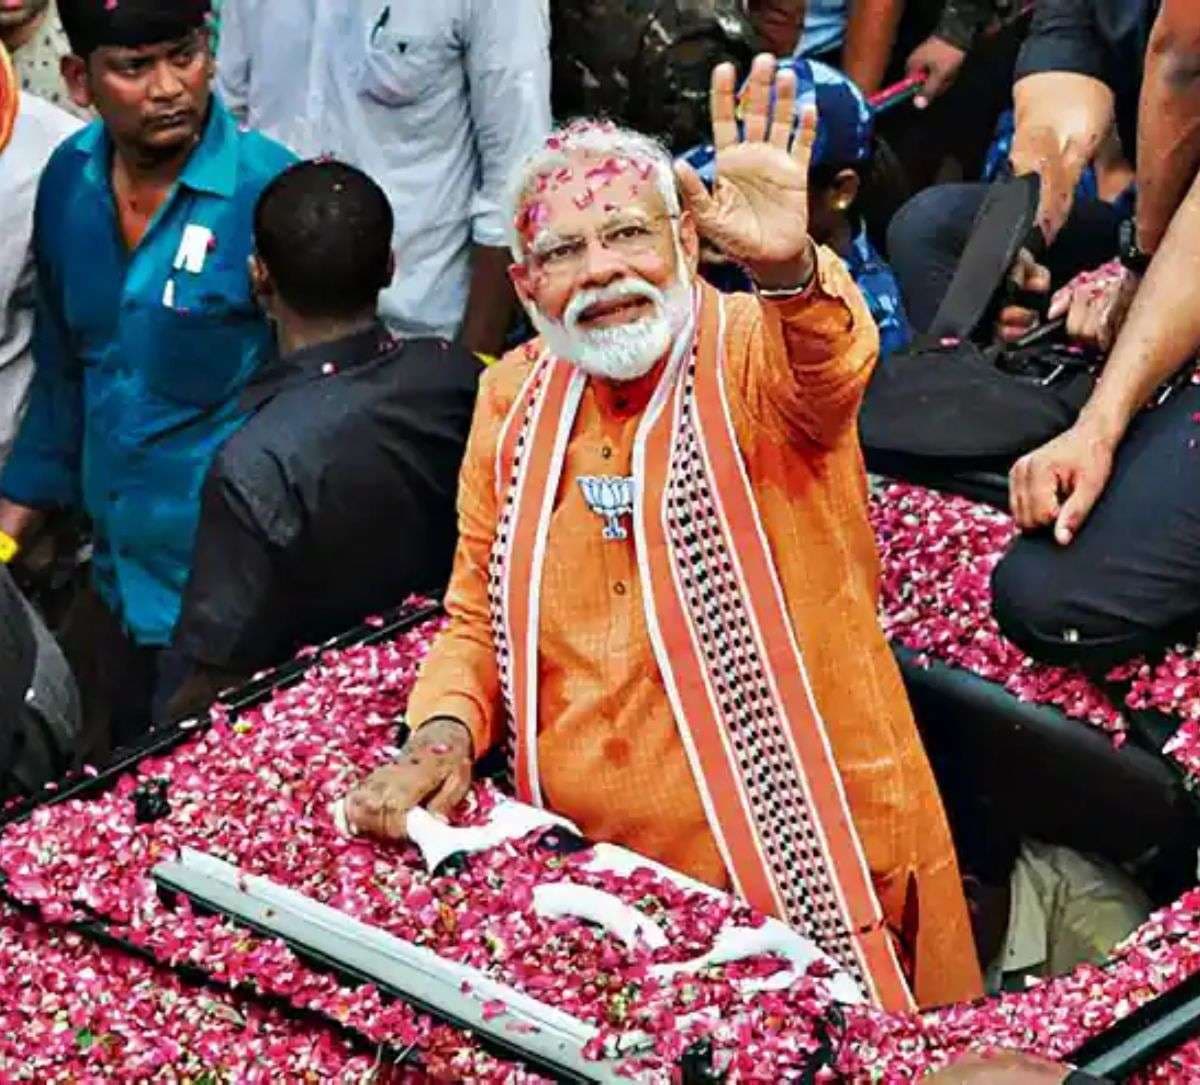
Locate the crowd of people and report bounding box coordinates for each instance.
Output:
[0,0,1195,1056]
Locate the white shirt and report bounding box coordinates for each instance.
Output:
[0,94,82,470]
[217,0,552,340]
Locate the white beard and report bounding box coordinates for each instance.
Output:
[528,273,694,383]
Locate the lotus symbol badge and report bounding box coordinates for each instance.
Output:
[578,475,634,541]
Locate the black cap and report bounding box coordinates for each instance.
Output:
[59,0,210,58]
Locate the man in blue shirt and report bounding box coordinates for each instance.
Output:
[682,59,913,357]
[0,0,293,752]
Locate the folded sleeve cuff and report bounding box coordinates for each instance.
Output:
[0,456,77,510]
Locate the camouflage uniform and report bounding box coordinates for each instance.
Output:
[551,0,761,153]
[846,224,911,357]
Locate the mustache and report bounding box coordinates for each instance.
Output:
[564,279,665,335]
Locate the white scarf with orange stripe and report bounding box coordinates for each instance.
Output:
[0,42,18,155]
[486,283,915,1012]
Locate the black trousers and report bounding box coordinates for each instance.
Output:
[992,384,1200,670]
[57,585,189,765]
[887,182,1124,333]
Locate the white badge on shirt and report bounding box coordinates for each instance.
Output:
[578,476,634,541]
[173,224,213,274]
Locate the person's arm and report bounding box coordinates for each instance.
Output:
[171,457,293,678]
[906,0,994,108]
[1009,0,1117,243]
[1134,0,1200,256]
[345,366,511,840]
[1010,167,1200,543]
[841,0,905,95]
[676,58,872,447]
[747,0,807,58]
[0,148,41,474]
[459,0,552,357]
[747,246,879,449]
[214,0,251,124]
[1028,0,1200,354]
[403,368,507,756]
[0,189,84,555]
[460,246,518,360]
[1009,71,1114,245]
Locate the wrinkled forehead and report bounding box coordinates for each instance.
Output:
[515,149,669,248]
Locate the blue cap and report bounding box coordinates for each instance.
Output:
[680,59,874,184]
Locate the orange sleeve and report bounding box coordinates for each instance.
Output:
[406,362,520,759]
[735,244,880,450]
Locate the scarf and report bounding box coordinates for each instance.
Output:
[0,43,17,156]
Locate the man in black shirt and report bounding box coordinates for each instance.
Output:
[887,0,1158,333]
[992,0,1200,671]
[169,161,481,719]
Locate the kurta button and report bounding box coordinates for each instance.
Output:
[613,582,626,596]
[601,446,613,460]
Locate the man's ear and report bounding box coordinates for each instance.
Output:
[248,254,272,306]
[384,251,396,289]
[202,26,217,77]
[509,261,533,305]
[678,210,701,277]
[831,168,861,212]
[60,54,93,112]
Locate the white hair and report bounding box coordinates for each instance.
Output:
[504,119,682,261]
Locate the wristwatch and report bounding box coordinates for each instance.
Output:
[1118,218,1152,276]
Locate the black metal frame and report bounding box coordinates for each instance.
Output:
[1068,968,1200,1080]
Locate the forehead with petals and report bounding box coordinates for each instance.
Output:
[513,150,665,248]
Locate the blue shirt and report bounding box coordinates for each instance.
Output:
[796,0,848,59]
[844,224,912,359]
[0,97,295,646]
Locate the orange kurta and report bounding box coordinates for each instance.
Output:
[408,246,982,1007]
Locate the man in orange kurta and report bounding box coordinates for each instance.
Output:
[346,55,982,1010]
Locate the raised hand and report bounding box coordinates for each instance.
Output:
[674,54,817,290]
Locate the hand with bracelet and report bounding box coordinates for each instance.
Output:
[344,716,474,839]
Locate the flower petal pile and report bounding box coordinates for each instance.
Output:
[870,481,1200,778]
[0,900,375,1082]
[869,482,1123,731]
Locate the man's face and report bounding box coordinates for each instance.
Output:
[510,150,701,381]
[0,0,49,33]
[65,31,211,157]
[746,0,806,58]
